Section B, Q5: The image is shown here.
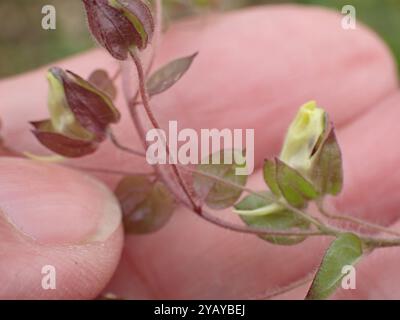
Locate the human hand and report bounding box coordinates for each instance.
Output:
[0,5,399,299]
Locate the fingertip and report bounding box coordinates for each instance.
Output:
[0,157,124,299]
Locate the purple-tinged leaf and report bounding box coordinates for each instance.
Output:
[31,120,98,158]
[115,175,175,234]
[193,149,248,210]
[62,70,120,140]
[88,69,118,100]
[147,53,198,97]
[310,127,343,196]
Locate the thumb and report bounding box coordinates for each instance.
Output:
[0,157,123,299]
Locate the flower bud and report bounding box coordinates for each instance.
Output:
[280,101,326,176]
[235,101,342,223]
[31,67,120,157]
[82,0,154,60]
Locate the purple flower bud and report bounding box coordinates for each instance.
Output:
[31,67,121,157]
[82,0,154,60]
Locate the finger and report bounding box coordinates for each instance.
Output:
[1,5,398,178]
[0,157,123,299]
[330,92,400,225]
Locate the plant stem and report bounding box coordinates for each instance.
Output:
[114,51,400,248]
[99,134,400,245]
[109,130,146,157]
[200,209,326,237]
[316,199,400,237]
[179,164,330,232]
[129,48,201,212]
[107,135,400,244]
[106,134,325,236]
[361,236,400,248]
[106,134,338,235]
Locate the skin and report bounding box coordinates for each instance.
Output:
[0,5,400,299]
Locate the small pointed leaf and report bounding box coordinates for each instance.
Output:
[32,130,98,158]
[31,119,98,158]
[115,176,175,234]
[310,127,343,196]
[237,193,311,245]
[88,69,117,100]
[193,149,247,210]
[147,53,198,97]
[234,191,282,216]
[306,233,362,300]
[65,70,121,137]
[276,158,319,208]
[263,159,281,197]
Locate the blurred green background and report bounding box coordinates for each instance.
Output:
[0,0,399,78]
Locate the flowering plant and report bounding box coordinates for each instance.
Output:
[2,0,400,300]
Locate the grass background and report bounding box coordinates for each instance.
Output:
[0,0,399,78]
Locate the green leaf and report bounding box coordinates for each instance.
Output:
[88,69,117,100]
[275,158,319,208]
[234,191,269,211]
[234,191,282,216]
[193,150,248,210]
[306,233,363,300]
[263,159,281,197]
[310,127,343,196]
[237,193,311,245]
[147,53,198,96]
[115,175,175,234]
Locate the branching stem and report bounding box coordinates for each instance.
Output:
[106,133,400,246]
[109,131,146,157]
[199,209,325,237]
[316,199,400,237]
[101,0,400,250]
[129,48,201,212]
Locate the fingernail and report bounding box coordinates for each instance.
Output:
[0,158,121,245]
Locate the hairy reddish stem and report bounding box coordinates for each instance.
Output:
[129,49,201,212]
